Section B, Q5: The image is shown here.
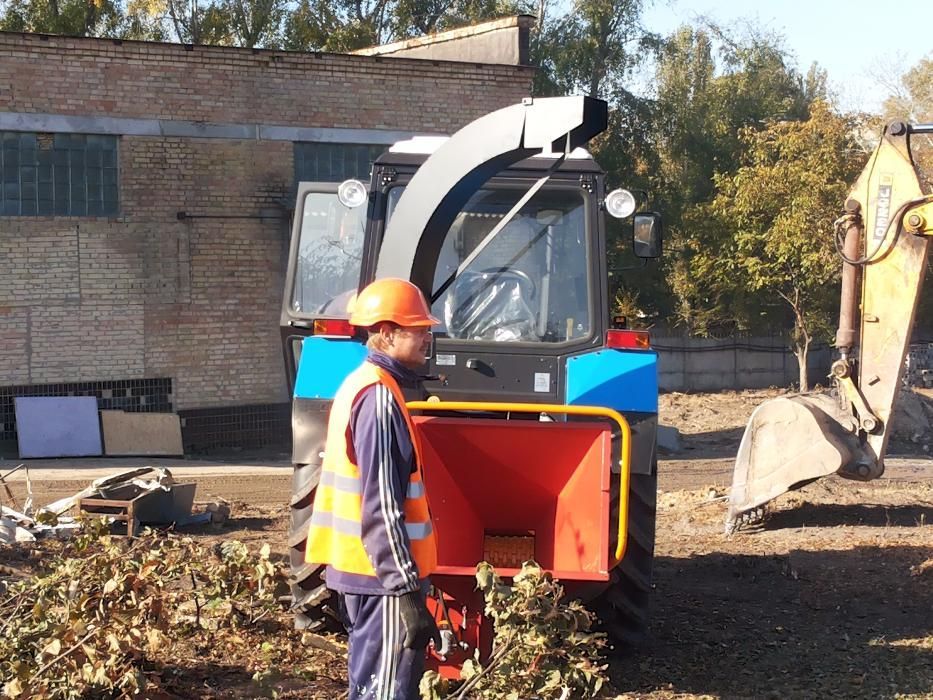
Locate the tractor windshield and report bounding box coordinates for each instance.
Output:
[387,185,591,343]
[290,192,366,316]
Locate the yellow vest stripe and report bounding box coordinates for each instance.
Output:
[310,510,363,536]
[320,470,362,494]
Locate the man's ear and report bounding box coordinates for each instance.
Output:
[377,322,395,347]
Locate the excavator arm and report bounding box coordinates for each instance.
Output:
[727,122,933,532]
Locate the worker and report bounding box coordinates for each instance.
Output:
[305,277,440,700]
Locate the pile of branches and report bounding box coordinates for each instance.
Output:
[0,519,284,698]
[421,561,609,700]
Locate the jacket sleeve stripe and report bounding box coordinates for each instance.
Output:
[376,384,419,590]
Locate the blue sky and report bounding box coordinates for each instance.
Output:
[640,0,931,113]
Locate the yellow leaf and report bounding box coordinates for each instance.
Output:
[3,679,23,697]
[103,578,118,595]
[41,638,62,657]
[146,629,164,652]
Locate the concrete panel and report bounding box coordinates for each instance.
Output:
[101,410,184,456]
[354,16,533,66]
[0,110,423,144]
[14,397,102,458]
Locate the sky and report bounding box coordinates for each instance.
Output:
[640,0,932,113]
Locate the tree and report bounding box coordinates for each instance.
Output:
[163,0,234,44]
[0,0,128,36]
[225,0,284,47]
[652,24,832,334]
[880,56,932,125]
[533,0,657,100]
[282,0,340,50]
[678,101,865,390]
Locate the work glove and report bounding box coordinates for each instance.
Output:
[397,590,441,650]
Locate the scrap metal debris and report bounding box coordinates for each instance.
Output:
[0,466,199,543]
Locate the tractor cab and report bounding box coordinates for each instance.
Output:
[281,139,661,409]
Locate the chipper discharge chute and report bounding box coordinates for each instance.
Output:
[726,121,933,532]
[280,95,665,672]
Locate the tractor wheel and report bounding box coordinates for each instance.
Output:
[590,467,657,648]
[288,461,343,632]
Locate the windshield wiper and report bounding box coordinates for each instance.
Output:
[430,154,566,303]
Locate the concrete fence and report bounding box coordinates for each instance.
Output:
[651,335,834,392]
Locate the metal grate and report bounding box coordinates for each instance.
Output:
[294,142,386,183]
[178,402,290,453]
[0,132,119,216]
[483,533,536,570]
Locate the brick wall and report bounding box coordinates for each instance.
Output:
[0,33,533,420]
[0,33,531,129]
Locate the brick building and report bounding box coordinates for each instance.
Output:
[0,21,534,452]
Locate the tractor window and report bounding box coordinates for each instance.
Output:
[388,186,591,343]
[291,192,365,316]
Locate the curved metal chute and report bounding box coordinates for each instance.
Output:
[374,96,609,292]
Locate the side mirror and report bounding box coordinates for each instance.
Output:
[633,212,662,258]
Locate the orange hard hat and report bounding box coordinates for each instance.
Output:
[348,278,440,328]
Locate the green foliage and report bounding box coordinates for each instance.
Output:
[421,561,608,700]
[881,57,932,126]
[225,0,286,47]
[0,519,284,699]
[674,101,865,387]
[648,23,835,330]
[0,0,129,37]
[533,0,658,100]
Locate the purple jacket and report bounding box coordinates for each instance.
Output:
[324,351,428,596]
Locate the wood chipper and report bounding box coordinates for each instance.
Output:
[279,96,663,672]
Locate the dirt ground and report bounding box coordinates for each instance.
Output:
[2,390,932,698]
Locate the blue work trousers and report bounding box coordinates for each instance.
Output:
[339,592,425,700]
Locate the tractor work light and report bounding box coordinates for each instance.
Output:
[605,188,636,219]
[337,179,367,208]
[312,319,355,337]
[606,329,650,349]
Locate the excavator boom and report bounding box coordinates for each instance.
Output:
[727,122,933,531]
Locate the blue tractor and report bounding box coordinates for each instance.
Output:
[280,96,662,668]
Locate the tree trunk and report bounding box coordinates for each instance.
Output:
[783,288,811,392]
[795,341,810,393]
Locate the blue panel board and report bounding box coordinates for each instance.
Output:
[294,337,368,400]
[15,396,103,458]
[565,349,658,414]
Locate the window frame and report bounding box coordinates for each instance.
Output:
[293,142,387,184]
[0,131,120,217]
[384,177,600,351]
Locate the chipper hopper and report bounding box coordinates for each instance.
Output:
[280,95,664,672]
[727,121,933,532]
[409,402,631,669]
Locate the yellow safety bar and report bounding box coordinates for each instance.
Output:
[405,400,632,565]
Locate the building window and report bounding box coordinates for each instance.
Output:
[0,132,119,216]
[294,142,386,183]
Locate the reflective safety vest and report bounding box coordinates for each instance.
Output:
[305,360,437,578]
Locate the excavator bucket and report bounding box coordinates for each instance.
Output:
[726,394,859,532]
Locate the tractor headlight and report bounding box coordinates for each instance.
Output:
[338,179,367,208]
[605,188,636,219]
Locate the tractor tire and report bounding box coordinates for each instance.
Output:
[589,467,657,649]
[288,461,344,632]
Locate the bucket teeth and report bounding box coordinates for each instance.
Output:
[725,506,766,535]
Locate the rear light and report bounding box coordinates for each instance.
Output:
[313,319,355,337]
[606,329,650,349]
